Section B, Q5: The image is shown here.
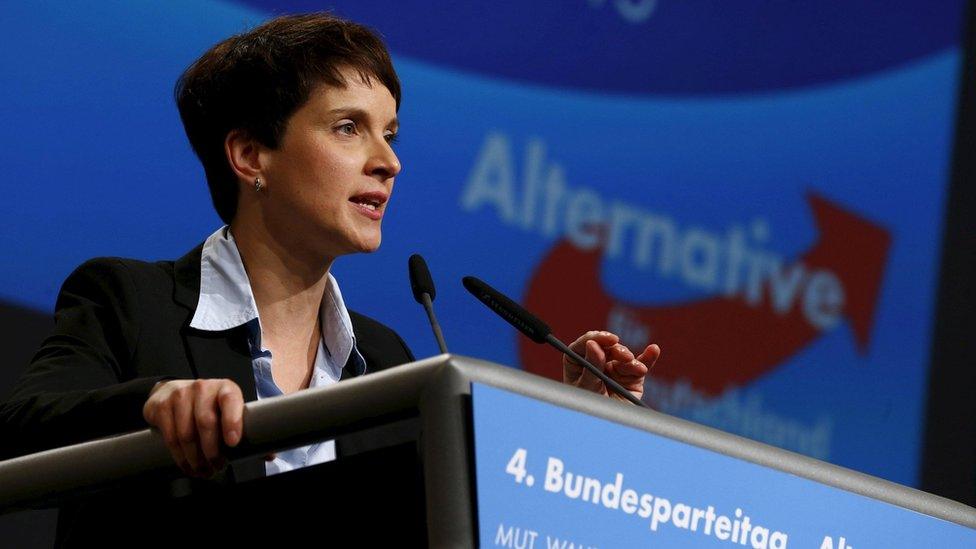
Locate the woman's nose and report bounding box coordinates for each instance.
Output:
[366,138,401,179]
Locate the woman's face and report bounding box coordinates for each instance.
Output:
[259,66,400,260]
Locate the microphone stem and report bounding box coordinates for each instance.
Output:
[545,334,649,408]
[421,293,449,354]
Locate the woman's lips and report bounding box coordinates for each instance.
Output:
[349,192,388,220]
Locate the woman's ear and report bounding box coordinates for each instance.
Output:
[225,129,264,184]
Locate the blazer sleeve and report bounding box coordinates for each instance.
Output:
[0,258,173,460]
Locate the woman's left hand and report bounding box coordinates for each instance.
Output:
[562,331,660,403]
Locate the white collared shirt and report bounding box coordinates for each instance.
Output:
[189,226,366,476]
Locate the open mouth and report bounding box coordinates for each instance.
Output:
[351,197,382,211]
[349,192,388,217]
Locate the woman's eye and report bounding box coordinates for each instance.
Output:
[385,132,399,145]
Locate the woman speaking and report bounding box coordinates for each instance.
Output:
[1,13,658,487]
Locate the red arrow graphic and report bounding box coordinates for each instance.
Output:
[520,193,891,396]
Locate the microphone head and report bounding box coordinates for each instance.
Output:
[408,254,436,303]
[462,276,551,343]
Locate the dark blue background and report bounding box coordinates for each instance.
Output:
[241,0,963,93]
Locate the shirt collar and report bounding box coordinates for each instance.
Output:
[190,226,259,331]
[189,226,359,370]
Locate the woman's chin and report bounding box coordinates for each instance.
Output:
[351,234,382,254]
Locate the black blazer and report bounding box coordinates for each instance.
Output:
[0,242,415,471]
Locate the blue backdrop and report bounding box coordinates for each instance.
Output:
[0,0,966,488]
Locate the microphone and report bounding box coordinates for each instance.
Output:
[461,276,648,408]
[461,276,550,343]
[409,254,449,354]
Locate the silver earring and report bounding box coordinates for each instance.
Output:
[254,177,263,191]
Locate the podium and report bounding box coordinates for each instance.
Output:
[0,355,974,546]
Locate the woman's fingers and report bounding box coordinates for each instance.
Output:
[145,379,245,478]
[565,339,600,386]
[217,382,244,448]
[152,403,187,474]
[572,340,609,394]
[637,344,662,367]
[607,359,647,383]
[568,331,619,356]
[564,331,618,383]
[605,343,635,363]
[171,385,205,476]
[561,331,661,404]
[194,383,223,474]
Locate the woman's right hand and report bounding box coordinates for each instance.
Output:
[142,379,244,478]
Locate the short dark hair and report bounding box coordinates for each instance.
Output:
[175,13,401,224]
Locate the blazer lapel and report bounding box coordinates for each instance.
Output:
[172,243,265,482]
[172,243,257,399]
[182,327,256,398]
[339,351,366,381]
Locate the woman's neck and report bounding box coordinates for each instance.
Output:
[229,221,335,347]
